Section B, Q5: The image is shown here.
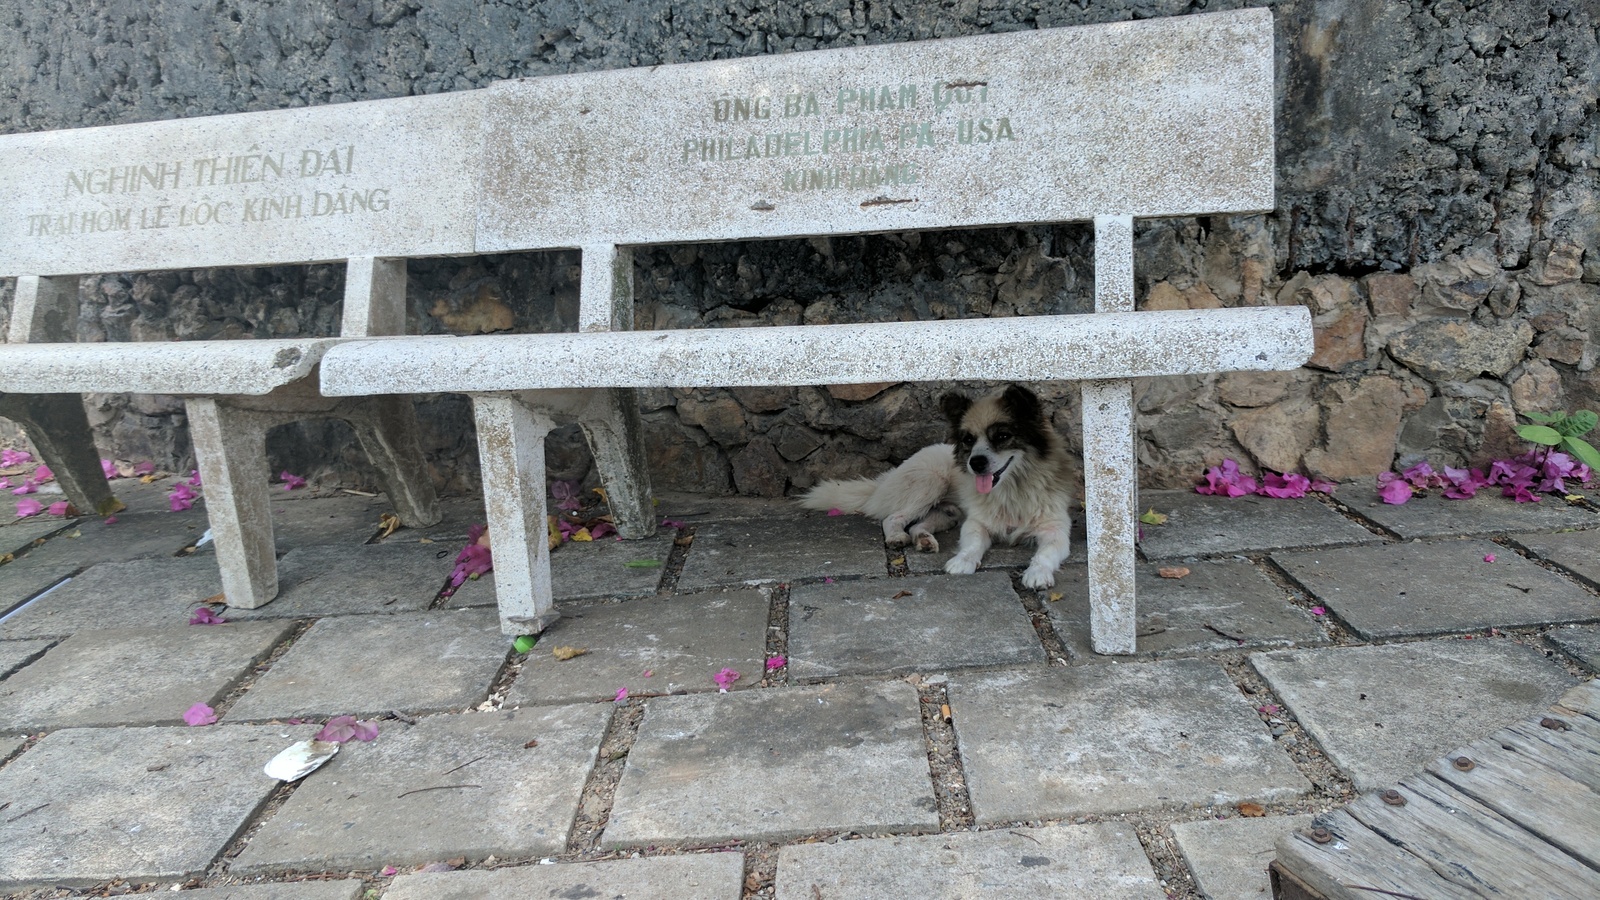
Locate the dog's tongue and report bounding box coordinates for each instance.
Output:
[976,473,995,494]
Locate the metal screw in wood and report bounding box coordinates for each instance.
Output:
[1309,826,1334,844]
[1452,756,1476,771]
[1381,788,1406,806]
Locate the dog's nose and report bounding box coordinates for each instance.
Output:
[970,455,990,474]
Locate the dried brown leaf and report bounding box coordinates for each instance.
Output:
[550,645,589,661]
[377,513,402,539]
[1237,802,1266,817]
[1157,566,1191,579]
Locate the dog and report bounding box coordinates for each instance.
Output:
[940,384,1075,589]
[797,443,963,552]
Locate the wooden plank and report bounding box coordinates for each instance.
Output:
[1346,774,1600,897]
[1427,733,1600,869]
[1550,679,1600,723]
[1273,810,1481,900]
[1497,716,1600,794]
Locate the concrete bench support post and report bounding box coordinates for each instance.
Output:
[1,276,120,516]
[474,394,561,636]
[1082,215,1138,655]
[187,397,277,608]
[574,244,655,541]
[338,257,441,529]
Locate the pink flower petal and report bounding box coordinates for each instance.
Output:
[380,866,398,877]
[1256,704,1280,715]
[14,498,42,518]
[660,518,685,529]
[132,460,156,476]
[765,656,787,672]
[279,471,307,491]
[1483,554,1496,563]
[312,715,379,744]
[614,687,629,703]
[713,667,741,692]
[103,515,119,525]
[47,501,71,517]
[102,458,119,479]
[1308,479,1338,494]
[186,470,203,487]
[642,669,654,678]
[32,464,53,482]
[189,607,227,625]
[1378,480,1413,504]
[183,703,218,726]
[827,507,843,516]
[11,480,37,495]
[0,449,34,467]
[1310,605,1326,616]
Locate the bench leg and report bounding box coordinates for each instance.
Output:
[474,395,561,637]
[344,396,442,528]
[188,398,279,609]
[0,394,122,516]
[580,387,656,540]
[1082,378,1138,655]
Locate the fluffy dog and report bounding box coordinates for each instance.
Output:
[797,443,963,552]
[940,384,1075,589]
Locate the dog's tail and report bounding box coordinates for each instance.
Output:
[796,477,880,514]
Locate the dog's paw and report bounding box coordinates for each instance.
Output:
[914,533,940,553]
[1021,566,1057,590]
[885,533,911,549]
[945,557,979,575]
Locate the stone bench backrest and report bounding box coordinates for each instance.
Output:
[0,9,1271,279]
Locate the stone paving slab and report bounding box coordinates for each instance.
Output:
[1170,814,1314,900]
[233,706,609,873]
[0,622,293,731]
[1548,623,1600,672]
[449,533,676,607]
[1,734,23,763]
[148,882,365,900]
[773,823,1163,899]
[1137,490,1380,557]
[787,572,1044,678]
[1507,526,1600,589]
[8,508,206,570]
[0,514,71,552]
[261,492,392,549]
[0,556,225,639]
[0,637,53,679]
[654,492,797,522]
[902,537,1036,575]
[1271,538,1599,640]
[506,590,769,705]
[375,495,487,545]
[1045,560,1325,660]
[606,680,937,846]
[383,854,746,900]
[0,558,79,616]
[225,543,454,619]
[1250,638,1576,791]
[949,659,1309,822]
[226,609,509,721]
[1348,491,1598,538]
[0,724,311,890]
[676,515,887,591]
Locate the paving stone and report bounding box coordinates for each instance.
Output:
[901,536,1036,575]
[774,823,1163,900]
[0,622,293,731]
[606,681,937,846]
[147,882,364,900]
[226,609,509,721]
[0,724,311,890]
[654,492,796,522]
[0,514,72,553]
[1137,490,1380,557]
[505,590,769,705]
[1547,623,1600,672]
[448,533,676,607]
[1170,814,1314,900]
[376,495,487,545]
[1250,639,1576,791]
[9,507,206,570]
[0,558,78,617]
[0,637,53,679]
[1045,560,1327,660]
[233,706,608,872]
[263,492,391,549]
[383,854,745,900]
[1271,539,1599,640]
[1,734,24,763]
[1347,491,1598,539]
[1507,526,1600,589]
[225,544,453,619]
[0,556,225,639]
[950,660,1309,822]
[787,572,1044,678]
[676,515,887,591]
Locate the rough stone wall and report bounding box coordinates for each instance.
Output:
[0,0,1595,496]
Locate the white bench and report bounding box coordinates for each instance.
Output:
[0,91,659,610]
[319,8,1310,653]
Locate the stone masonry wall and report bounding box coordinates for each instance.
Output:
[0,0,1596,497]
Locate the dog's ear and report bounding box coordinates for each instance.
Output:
[999,384,1043,422]
[939,392,972,426]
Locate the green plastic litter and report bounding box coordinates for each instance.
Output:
[513,635,537,654]
[624,559,663,568]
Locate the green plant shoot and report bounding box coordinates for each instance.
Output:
[1516,409,1600,471]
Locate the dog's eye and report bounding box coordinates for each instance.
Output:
[956,433,975,447]
[992,429,1012,444]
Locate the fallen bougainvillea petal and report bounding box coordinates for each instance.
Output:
[184,703,218,726]
[189,607,227,625]
[713,667,741,692]
[14,497,42,518]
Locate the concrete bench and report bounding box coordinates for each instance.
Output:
[320,8,1311,653]
[0,93,594,610]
